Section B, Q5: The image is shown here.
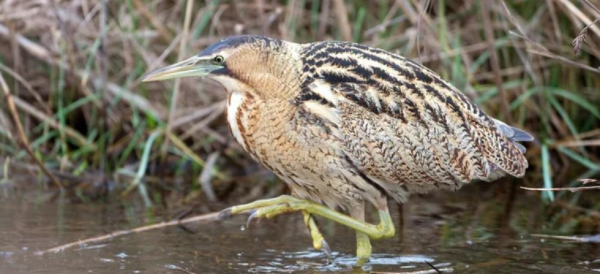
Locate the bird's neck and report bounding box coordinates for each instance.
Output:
[226,89,299,160]
[235,43,304,101]
[224,43,305,157]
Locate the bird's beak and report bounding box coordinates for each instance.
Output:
[141,56,222,82]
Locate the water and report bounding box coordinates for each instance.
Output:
[0,182,598,273]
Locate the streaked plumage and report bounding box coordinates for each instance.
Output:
[142,35,533,263]
[214,36,531,209]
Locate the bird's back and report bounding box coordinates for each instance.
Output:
[296,40,532,201]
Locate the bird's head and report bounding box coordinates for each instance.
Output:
[142,35,300,97]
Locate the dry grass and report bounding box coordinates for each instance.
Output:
[0,0,599,209]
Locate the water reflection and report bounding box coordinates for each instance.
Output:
[244,250,443,273]
[0,181,598,273]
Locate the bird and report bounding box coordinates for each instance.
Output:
[141,35,533,264]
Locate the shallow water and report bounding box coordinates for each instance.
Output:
[0,182,599,273]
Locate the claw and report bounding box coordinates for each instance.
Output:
[321,239,331,258]
[246,210,260,228]
[218,208,232,220]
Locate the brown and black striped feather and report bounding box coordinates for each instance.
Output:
[297,41,530,199]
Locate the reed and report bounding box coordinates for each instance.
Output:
[0,0,598,208]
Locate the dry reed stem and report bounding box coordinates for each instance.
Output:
[132,0,173,43]
[0,63,50,113]
[501,9,600,75]
[166,131,228,180]
[0,72,63,189]
[162,0,195,160]
[37,211,220,255]
[11,96,95,150]
[98,0,109,172]
[527,48,600,74]
[481,0,512,123]
[573,17,600,55]
[0,23,163,119]
[579,179,598,184]
[546,0,563,42]
[582,0,600,14]
[317,0,331,40]
[0,110,14,140]
[0,0,598,200]
[171,101,225,129]
[552,139,600,147]
[558,0,600,38]
[364,2,401,37]
[396,0,419,25]
[180,105,225,140]
[332,0,352,41]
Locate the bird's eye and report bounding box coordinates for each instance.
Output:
[213,55,225,64]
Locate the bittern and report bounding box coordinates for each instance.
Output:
[142,35,532,264]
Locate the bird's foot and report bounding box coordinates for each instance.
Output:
[219,196,331,257]
[219,195,395,240]
[302,211,331,257]
[219,195,396,265]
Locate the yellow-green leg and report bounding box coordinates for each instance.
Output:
[302,211,331,256]
[355,232,371,265]
[349,205,372,265]
[219,195,395,263]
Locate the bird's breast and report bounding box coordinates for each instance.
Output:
[225,90,304,170]
[226,91,250,151]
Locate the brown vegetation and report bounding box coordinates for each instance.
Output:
[0,1,598,209]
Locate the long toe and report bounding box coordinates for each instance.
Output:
[320,239,331,258]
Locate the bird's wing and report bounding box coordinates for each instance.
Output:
[299,42,531,197]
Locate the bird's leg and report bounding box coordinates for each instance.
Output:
[291,190,330,256]
[302,211,331,256]
[220,195,395,240]
[349,204,371,266]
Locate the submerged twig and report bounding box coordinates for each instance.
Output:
[531,234,600,243]
[425,260,443,274]
[520,185,600,192]
[554,200,600,219]
[37,211,220,255]
[373,268,453,274]
[165,264,197,274]
[199,151,220,201]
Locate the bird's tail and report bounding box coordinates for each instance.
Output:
[480,119,534,181]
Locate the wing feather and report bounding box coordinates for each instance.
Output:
[300,41,532,199]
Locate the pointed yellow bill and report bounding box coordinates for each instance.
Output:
[141,56,223,82]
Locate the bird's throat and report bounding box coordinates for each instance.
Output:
[226,91,250,152]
